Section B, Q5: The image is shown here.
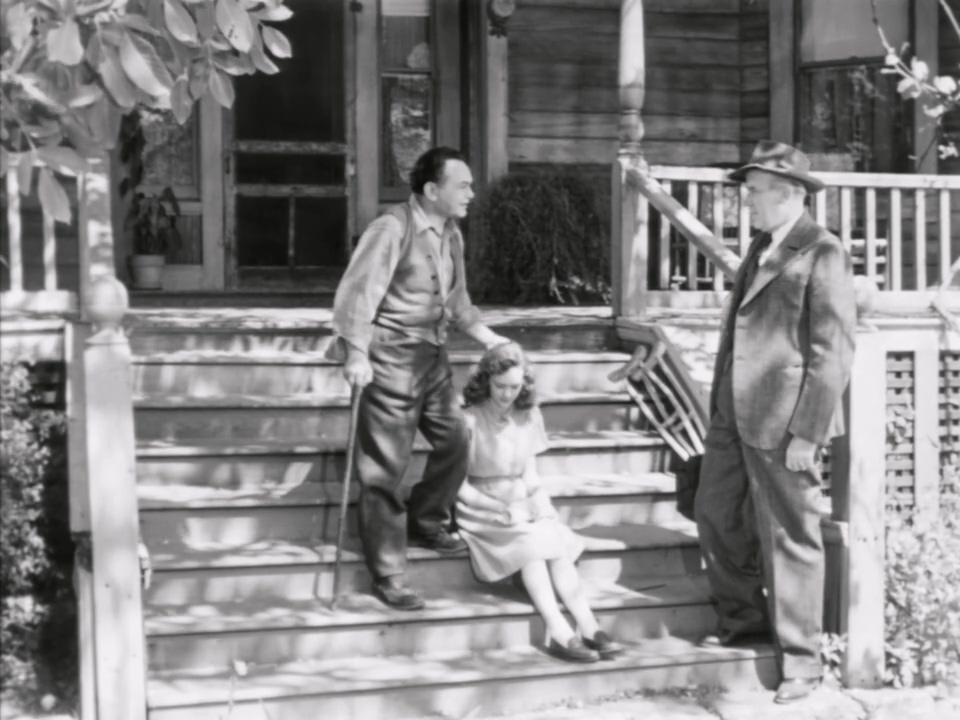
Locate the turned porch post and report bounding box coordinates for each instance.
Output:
[612,0,649,318]
[68,154,148,720]
[77,151,119,315]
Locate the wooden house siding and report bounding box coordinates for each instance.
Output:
[739,0,769,160]
[507,0,744,169]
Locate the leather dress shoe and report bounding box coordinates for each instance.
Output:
[698,630,772,648]
[409,530,467,554]
[774,677,820,704]
[546,637,600,663]
[583,630,625,659]
[372,577,425,611]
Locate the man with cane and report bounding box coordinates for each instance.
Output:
[329,147,509,610]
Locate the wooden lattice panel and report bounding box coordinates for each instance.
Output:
[940,352,960,495]
[886,352,916,508]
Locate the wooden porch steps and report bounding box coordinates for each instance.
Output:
[128,309,775,719]
[144,573,717,671]
[146,640,777,720]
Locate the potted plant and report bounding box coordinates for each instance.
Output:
[119,112,182,290]
[124,187,181,290]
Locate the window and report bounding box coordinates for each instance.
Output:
[797,0,912,173]
[139,111,203,264]
[380,0,434,198]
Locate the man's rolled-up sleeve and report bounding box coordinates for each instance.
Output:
[788,239,857,444]
[328,215,403,360]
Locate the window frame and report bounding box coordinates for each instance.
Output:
[769,0,940,173]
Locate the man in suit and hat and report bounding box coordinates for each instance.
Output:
[694,141,857,704]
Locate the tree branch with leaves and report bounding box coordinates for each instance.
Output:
[0,0,292,225]
[871,0,960,168]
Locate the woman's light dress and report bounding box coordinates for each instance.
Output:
[457,403,585,582]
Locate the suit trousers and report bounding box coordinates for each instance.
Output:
[354,326,469,581]
[695,365,825,680]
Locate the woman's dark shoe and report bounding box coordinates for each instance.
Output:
[546,637,600,663]
[583,630,625,659]
[408,530,467,554]
[372,576,425,611]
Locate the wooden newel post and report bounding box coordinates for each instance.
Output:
[612,0,649,318]
[835,328,887,688]
[68,154,148,719]
[77,152,119,315]
[618,0,646,159]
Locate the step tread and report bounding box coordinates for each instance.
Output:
[133,390,635,410]
[133,349,631,365]
[137,471,677,509]
[135,429,666,458]
[147,522,699,571]
[147,638,772,709]
[144,575,710,637]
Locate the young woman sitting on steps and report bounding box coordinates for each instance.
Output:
[456,342,625,663]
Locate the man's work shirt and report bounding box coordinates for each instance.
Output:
[329,195,481,358]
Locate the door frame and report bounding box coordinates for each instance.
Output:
[221,0,356,289]
[354,0,462,230]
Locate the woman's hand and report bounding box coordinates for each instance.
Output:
[503,502,532,526]
[527,488,559,521]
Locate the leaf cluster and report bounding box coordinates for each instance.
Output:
[469,169,611,306]
[1,361,67,700]
[871,0,960,164]
[884,498,960,688]
[1,0,293,225]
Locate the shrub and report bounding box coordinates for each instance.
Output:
[1,361,72,709]
[469,169,610,305]
[884,499,960,687]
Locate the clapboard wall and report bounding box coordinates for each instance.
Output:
[507,0,745,169]
[739,0,769,160]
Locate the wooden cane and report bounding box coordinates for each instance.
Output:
[332,385,362,609]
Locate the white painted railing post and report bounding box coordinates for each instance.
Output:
[838,328,888,688]
[77,151,118,315]
[72,278,147,720]
[66,153,147,720]
[612,0,648,318]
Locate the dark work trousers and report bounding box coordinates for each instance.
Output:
[695,363,825,680]
[353,326,469,581]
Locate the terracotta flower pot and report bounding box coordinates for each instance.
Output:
[129,254,165,290]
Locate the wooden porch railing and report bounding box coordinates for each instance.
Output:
[2,162,78,313]
[3,153,147,720]
[631,164,960,310]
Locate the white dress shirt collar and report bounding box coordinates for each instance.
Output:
[760,207,805,265]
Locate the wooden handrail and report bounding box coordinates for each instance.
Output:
[625,164,741,280]
[650,164,960,190]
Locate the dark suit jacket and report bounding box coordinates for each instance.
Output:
[710,212,857,450]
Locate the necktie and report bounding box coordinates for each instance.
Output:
[739,232,772,303]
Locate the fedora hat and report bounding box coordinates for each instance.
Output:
[728,141,825,193]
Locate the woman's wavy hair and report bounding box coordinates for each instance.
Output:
[462,341,536,409]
